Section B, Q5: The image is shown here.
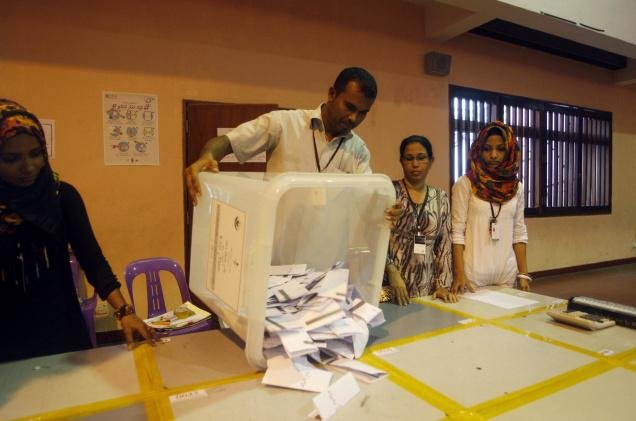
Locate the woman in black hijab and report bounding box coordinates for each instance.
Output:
[0,99,154,362]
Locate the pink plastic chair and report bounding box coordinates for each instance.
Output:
[69,251,98,347]
[124,257,213,336]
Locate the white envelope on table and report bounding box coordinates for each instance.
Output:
[262,354,332,392]
[268,275,289,288]
[277,328,318,358]
[263,333,282,349]
[270,264,307,276]
[327,317,363,337]
[329,358,388,383]
[311,372,360,420]
[264,314,305,333]
[302,300,346,331]
[348,298,385,327]
[349,317,369,358]
[318,269,349,301]
[274,279,309,302]
[325,339,355,359]
[309,330,339,341]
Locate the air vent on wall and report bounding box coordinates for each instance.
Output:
[470,19,627,70]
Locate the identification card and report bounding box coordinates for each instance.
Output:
[490,219,500,240]
[414,235,427,255]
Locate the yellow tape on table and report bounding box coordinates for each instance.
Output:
[360,353,466,416]
[158,371,264,399]
[16,344,263,421]
[411,298,478,320]
[366,321,479,355]
[469,359,615,419]
[413,297,562,323]
[132,343,173,420]
[10,393,151,421]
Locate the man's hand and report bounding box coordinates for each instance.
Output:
[185,157,219,206]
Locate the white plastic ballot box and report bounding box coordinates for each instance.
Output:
[189,172,395,368]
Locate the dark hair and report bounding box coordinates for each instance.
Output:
[333,67,377,100]
[400,135,434,160]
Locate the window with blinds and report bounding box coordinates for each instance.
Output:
[450,85,611,216]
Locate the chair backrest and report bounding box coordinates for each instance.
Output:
[124,257,190,319]
[69,251,83,297]
[69,249,97,347]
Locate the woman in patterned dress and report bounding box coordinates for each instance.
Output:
[384,135,457,305]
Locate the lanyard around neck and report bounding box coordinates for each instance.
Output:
[489,201,502,222]
[312,129,345,173]
[403,180,429,230]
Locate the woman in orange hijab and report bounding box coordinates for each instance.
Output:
[450,121,531,293]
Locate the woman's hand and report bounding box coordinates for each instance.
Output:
[517,276,531,292]
[450,275,476,294]
[432,287,459,303]
[384,201,403,229]
[388,271,410,306]
[120,314,156,350]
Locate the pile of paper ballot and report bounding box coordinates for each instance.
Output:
[143,301,212,332]
[261,262,388,418]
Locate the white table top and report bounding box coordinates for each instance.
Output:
[0,345,138,420]
[2,289,635,420]
[492,368,636,421]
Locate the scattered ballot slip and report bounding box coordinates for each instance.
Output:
[262,351,333,393]
[329,358,388,383]
[270,264,307,276]
[310,373,360,420]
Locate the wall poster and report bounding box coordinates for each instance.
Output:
[103,91,158,165]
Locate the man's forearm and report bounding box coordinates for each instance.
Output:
[199,135,233,161]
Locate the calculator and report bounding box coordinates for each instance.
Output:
[546,309,616,330]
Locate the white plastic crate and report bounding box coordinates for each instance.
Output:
[189,172,395,369]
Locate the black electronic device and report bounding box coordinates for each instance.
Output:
[566,296,636,329]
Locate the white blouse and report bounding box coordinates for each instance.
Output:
[451,175,528,287]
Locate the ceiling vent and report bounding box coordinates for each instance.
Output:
[470,19,628,70]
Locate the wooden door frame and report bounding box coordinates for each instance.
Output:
[182,100,278,279]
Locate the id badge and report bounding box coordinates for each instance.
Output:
[490,219,500,240]
[414,234,427,255]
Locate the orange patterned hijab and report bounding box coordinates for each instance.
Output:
[466,121,520,203]
[0,99,61,237]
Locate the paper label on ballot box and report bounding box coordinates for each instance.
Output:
[207,200,246,312]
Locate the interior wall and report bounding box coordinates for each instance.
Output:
[2,0,635,299]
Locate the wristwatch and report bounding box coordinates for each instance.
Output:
[114,303,135,320]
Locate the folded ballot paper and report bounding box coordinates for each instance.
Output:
[143,301,212,331]
[262,262,387,410]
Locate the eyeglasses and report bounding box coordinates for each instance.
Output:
[401,155,430,163]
